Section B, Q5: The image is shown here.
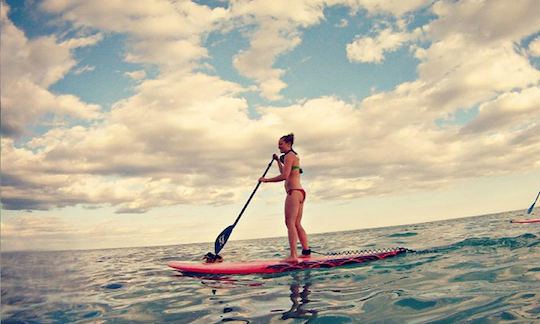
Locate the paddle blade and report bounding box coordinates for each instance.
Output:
[527,192,540,214]
[528,203,536,214]
[214,225,234,255]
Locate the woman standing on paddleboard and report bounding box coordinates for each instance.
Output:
[259,133,310,262]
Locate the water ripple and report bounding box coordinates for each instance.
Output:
[2,211,539,322]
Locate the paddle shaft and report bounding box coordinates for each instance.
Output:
[232,158,274,227]
[213,158,275,255]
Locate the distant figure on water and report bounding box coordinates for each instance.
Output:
[259,133,310,262]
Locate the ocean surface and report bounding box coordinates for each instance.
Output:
[1,210,539,323]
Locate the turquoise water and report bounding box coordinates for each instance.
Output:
[1,211,539,323]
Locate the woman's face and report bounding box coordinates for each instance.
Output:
[278,139,290,153]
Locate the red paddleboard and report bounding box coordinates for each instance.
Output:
[510,218,540,224]
[168,247,407,275]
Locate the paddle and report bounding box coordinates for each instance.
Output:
[527,191,540,214]
[213,158,275,256]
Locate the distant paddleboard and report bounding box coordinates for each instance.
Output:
[168,247,407,275]
[510,219,540,224]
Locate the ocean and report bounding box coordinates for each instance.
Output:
[1,210,539,323]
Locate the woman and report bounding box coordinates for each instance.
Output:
[259,133,310,262]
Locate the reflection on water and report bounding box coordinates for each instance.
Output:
[281,272,318,321]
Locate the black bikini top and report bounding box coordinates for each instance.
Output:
[279,149,303,174]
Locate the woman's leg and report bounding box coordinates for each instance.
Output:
[295,201,309,251]
[284,192,301,260]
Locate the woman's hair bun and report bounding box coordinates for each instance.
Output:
[280,133,294,145]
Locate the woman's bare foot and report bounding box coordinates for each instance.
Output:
[282,256,298,263]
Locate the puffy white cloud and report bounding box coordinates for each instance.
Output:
[229,0,432,99]
[231,0,325,27]
[38,0,432,102]
[230,0,430,100]
[229,1,326,100]
[42,0,229,70]
[230,0,432,99]
[347,27,422,63]
[60,33,103,49]
[416,0,540,118]
[1,71,265,212]
[233,18,302,100]
[429,0,540,44]
[0,3,102,137]
[461,87,540,134]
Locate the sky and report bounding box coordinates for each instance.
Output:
[1,0,539,252]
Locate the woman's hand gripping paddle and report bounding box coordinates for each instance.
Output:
[205,158,274,262]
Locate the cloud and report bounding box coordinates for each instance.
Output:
[2,0,539,214]
[37,0,431,102]
[529,36,540,56]
[333,0,432,16]
[1,215,77,238]
[416,1,540,117]
[233,18,302,100]
[60,32,103,49]
[229,0,433,99]
[231,0,325,27]
[461,87,540,134]
[1,71,264,212]
[429,0,540,44]
[347,26,422,63]
[336,18,348,28]
[73,65,95,75]
[124,70,147,80]
[229,1,326,100]
[41,0,229,71]
[0,4,102,137]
